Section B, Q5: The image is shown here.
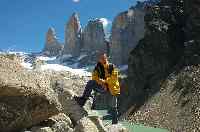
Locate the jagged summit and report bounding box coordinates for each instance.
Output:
[43,27,63,56]
[62,12,82,57]
[46,27,57,43]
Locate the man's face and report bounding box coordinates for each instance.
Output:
[99,54,108,64]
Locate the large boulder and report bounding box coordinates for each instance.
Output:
[82,19,107,59]
[30,113,74,132]
[43,28,63,56]
[63,13,82,57]
[74,117,99,132]
[57,89,88,122]
[110,5,145,65]
[0,55,62,132]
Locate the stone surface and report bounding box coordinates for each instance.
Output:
[106,124,128,132]
[110,5,145,65]
[49,113,73,132]
[63,13,82,57]
[74,117,99,132]
[82,19,107,59]
[0,55,62,132]
[57,89,88,122]
[31,127,53,132]
[43,28,63,56]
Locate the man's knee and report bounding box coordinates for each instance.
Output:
[87,80,98,86]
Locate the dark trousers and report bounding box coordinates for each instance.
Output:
[81,80,106,98]
[82,80,119,124]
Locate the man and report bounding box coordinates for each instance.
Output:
[74,53,120,124]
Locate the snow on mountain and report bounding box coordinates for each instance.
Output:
[16,52,92,76]
[40,64,91,76]
[1,51,125,77]
[36,56,57,61]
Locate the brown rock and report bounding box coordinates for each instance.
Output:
[43,28,63,56]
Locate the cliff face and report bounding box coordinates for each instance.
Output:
[185,0,200,42]
[110,6,145,65]
[82,19,107,56]
[63,13,82,57]
[43,28,63,56]
[124,0,200,131]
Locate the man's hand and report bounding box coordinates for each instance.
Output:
[98,79,108,91]
[102,83,108,91]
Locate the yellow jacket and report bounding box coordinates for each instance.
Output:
[92,63,120,96]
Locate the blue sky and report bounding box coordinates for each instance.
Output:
[0,0,138,52]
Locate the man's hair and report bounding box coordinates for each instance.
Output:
[97,52,107,59]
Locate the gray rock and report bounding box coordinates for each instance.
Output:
[50,113,74,132]
[82,19,107,59]
[74,117,99,132]
[110,6,145,65]
[57,89,88,122]
[31,127,53,132]
[63,13,82,57]
[106,124,128,132]
[32,58,46,70]
[43,28,63,56]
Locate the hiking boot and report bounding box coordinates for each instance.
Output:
[111,108,118,124]
[74,96,87,107]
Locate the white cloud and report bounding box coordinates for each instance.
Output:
[72,0,80,3]
[99,18,111,28]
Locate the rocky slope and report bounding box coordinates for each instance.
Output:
[128,65,200,131]
[123,0,200,131]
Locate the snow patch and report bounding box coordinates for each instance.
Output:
[40,64,91,76]
[37,56,57,61]
[78,54,87,61]
[7,51,29,56]
[21,62,33,69]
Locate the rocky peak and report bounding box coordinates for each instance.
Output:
[46,27,57,44]
[68,12,81,33]
[63,13,82,57]
[82,19,107,54]
[43,27,63,56]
